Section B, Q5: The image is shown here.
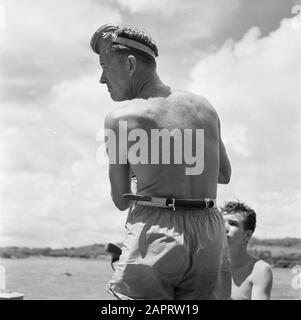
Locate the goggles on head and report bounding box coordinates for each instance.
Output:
[90,24,157,59]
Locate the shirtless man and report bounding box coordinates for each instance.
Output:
[91,25,231,299]
[222,201,273,300]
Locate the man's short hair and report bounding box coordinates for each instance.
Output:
[111,27,158,67]
[221,201,257,233]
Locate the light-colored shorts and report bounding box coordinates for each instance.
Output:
[106,204,226,300]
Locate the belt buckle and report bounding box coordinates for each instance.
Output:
[204,198,210,209]
[167,198,176,211]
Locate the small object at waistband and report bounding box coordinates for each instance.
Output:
[105,243,122,270]
[122,193,216,211]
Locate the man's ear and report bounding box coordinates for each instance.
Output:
[127,55,136,76]
[244,230,253,243]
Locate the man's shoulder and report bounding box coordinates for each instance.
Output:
[172,89,214,106]
[104,101,149,130]
[105,90,219,128]
[105,101,134,122]
[106,99,150,119]
[176,90,219,119]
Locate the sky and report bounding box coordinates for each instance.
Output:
[0,0,300,247]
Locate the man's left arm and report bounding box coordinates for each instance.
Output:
[105,112,131,211]
[251,263,273,300]
[108,163,131,211]
[217,117,231,184]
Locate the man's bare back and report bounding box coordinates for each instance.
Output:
[92,25,231,299]
[109,89,221,200]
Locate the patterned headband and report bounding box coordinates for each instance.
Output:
[90,24,157,59]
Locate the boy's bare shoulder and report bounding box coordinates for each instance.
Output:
[252,259,273,282]
[253,259,272,272]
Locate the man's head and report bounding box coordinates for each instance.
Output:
[221,201,257,247]
[90,25,158,101]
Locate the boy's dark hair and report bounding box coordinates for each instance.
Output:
[221,201,257,233]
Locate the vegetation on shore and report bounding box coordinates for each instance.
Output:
[248,238,301,268]
[0,244,108,260]
[0,238,300,268]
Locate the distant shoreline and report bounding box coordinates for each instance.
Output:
[1,238,300,268]
[0,243,109,260]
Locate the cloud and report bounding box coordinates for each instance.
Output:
[0,0,121,102]
[0,169,128,247]
[0,2,299,247]
[0,0,126,247]
[115,0,238,17]
[115,0,174,14]
[0,0,127,247]
[114,0,240,50]
[223,125,251,157]
[190,17,301,237]
[112,0,240,91]
[0,70,130,247]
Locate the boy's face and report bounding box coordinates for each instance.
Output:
[223,212,251,247]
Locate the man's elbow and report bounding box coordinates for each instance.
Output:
[218,170,231,184]
[112,196,129,211]
[219,176,231,184]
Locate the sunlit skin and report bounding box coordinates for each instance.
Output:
[93,33,232,300]
[223,213,273,300]
[99,50,169,102]
[224,213,252,248]
[99,51,131,101]
[97,49,231,211]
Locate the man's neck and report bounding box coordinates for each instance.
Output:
[130,72,170,99]
[229,245,251,269]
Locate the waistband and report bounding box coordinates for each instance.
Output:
[123,193,216,211]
